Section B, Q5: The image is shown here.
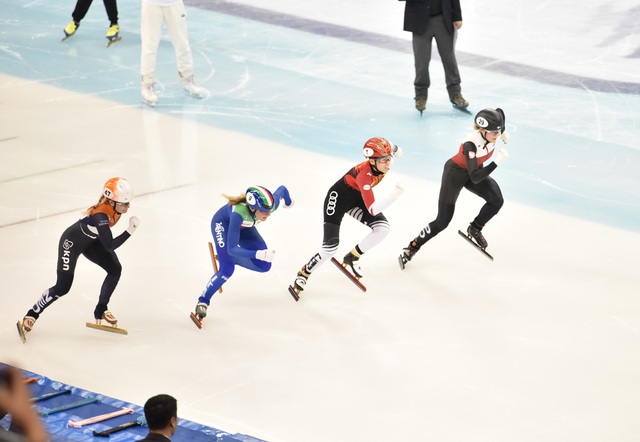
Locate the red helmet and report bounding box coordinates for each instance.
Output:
[362,137,393,159]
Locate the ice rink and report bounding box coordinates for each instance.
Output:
[1,0,639,441]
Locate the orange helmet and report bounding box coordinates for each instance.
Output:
[103,177,133,203]
[362,137,393,159]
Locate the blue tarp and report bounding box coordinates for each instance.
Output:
[0,364,265,442]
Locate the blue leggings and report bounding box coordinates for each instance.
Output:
[198,227,270,304]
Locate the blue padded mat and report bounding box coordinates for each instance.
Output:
[0,363,265,442]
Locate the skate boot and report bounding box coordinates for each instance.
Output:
[398,241,420,270]
[141,81,158,107]
[467,224,488,249]
[294,268,310,292]
[342,251,363,279]
[288,267,310,301]
[63,20,79,38]
[101,310,118,326]
[105,24,120,46]
[195,302,208,319]
[180,74,209,99]
[451,94,469,110]
[415,97,426,115]
[22,316,36,332]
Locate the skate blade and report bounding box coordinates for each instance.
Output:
[330,257,367,292]
[142,98,157,108]
[457,230,494,261]
[452,104,472,115]
[85,322,128,335]
[16,321,27,344]
[287,286,300,302]
[208,242,223,293]
[189,312,203,329]
[105,36,122,47]
[398,254,406,270]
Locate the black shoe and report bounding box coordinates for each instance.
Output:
[342,252,363,278]
[467,224,487,248]
[399,241,420,269]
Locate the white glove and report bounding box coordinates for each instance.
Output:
[255,249,276,262]
[392,182,405,198]
[494,149,509,166]
[500,130,510,144]
[126,216,140,235]
[393,145,404,159]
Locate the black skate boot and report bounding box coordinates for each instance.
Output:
[342,251,363,279]
[467,224,488,249]
[398,241,420,270]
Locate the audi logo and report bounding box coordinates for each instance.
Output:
[326,191,338,215]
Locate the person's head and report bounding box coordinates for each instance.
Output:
[244,186,275,221]
[362,137,395,174]
[144,394,177,436]
[474,108,505,143]
[102,177,133,214]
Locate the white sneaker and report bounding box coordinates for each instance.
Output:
[180,75,208,99]
[141,82,157,107]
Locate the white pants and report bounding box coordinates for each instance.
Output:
[140,1,194,83]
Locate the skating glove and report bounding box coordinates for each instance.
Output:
[494,149,509,166]
[393,182,405,197]
[127,216,140,235]
[392,144,404,159]
[255,249,276,262]
[274,185,294,208]
[368,182,405,215]
[500,130,510,144]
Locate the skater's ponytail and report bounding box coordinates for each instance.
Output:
[83,196,108,216]
[222,193,247,206]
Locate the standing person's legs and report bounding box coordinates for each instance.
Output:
[412,24,435,101]
[71,0,94,23]
[140,2,164,84]
[102,0,118,25]
[163,2,194,78]
[432,16,463,101]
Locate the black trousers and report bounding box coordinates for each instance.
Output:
[415,160,503,246]
[26,221,122,320]
[71,0,118,25]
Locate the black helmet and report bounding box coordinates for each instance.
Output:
[474,108,505,132]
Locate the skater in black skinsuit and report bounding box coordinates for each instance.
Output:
[18,177,140,337]
[399,108,510,268]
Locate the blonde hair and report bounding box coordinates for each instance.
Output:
[222,193,247,206]
[83,195,108,216]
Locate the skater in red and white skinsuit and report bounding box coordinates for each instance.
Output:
[399,108,510,268]
[289,137,404,298]
[18,178,140,337]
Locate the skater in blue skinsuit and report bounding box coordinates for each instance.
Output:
[193,185,293,322]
